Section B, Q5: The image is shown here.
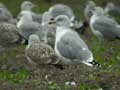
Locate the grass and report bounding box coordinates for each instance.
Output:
[0,0,120,90]
[0,68,29,84]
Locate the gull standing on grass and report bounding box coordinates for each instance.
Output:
[17,12,46,42]
[48,15,100,66]
[90,7,120,40]
[18,1,42,24]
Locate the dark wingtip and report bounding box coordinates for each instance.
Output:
[89,61,101,68]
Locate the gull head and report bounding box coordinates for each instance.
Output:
[21,1,35,11]
[41,11,53,26]
[28,34,40,46]
[105,2,114,11]
[86,1,96,13]
[48,15,74,28]
[93,7,104,16]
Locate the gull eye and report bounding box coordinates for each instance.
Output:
[50,18,54,21]
[48,22,53,24]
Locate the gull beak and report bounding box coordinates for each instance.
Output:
[48,18,56,27]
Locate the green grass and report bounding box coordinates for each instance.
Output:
[0,68,29,84]
[0,0,120,89]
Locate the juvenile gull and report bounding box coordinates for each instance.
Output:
[17,12,46,42]
[18,1,42,24]
[49,15,100,66]
[25,34,61,66]
[48,4,75,22]
[90,7,120,40]
[0,23,20,46]
[105,2,120,17]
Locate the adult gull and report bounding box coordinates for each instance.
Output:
[104,2,120,23]
[18,1,42,24]
[90,7,120,40]
[17,12,46,42]
[48,4,75,22]
[49,15,100,66]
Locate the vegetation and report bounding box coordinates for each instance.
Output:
[0,0,120,90]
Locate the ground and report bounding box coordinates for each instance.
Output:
[0,0,120,90]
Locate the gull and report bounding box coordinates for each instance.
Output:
[105,2,120,16]
[104,2,120,23]
[18,1,42,24]
[41,11,56,48]
[90,7,120,40]
[48,15,100,66]
[17,11,46,42]
[25,34,61,68]
[48,4,75,22]
[84,1,96,24]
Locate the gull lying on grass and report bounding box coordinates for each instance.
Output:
[0,23,20,46]
[25,34,61,68]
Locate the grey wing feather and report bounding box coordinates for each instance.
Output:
[19,22,42,40]
[57,30,92,63]
[92,16,120,38]
[32,13,42,24]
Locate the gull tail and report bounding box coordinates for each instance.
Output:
[82,61,101,68]
[116,25,120,38]
[88,61,101,67]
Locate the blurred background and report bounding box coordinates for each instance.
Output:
[0,0,120,90]
[0,0,120,19]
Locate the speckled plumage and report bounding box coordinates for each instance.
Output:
[0,23,20,46]
[25,34,60,65]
